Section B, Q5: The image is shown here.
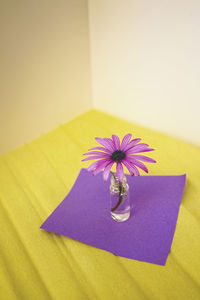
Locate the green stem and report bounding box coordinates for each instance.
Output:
[110,172,127,212]
[110,171,117,181]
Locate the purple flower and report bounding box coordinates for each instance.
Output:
[82,134,156,182]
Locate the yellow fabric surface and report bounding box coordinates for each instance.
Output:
[0,109,200,300]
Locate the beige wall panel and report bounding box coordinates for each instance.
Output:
[0,0,92,154]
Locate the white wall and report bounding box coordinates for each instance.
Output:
[0,0,92,154]
[88,0,200,146]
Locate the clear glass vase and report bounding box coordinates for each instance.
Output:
[110,173,130,222]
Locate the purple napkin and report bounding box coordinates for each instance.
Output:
[41,169,186,265]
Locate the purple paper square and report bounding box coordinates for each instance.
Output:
[40,169,186,265]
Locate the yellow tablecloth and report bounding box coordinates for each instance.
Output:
[0,109,200,300]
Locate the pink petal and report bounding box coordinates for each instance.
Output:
[123,138,141,151]
[88,146,112,154]
[87,158,111,173]
[130,155,156,163]
[93,159,112,175]
[87,161,99,171]
[127,148,154,155]
[122,160,140,176]
[104,138,115,151]
[95,137,114,152]
[125,143,149,154]
[121,134,132,151]
[121,160,132,175]
[112,135,121,150]
[116,162,124,182]
[83,151,111,157]
[103,161,114,181]
[82,155,109,161]
[126,158,148,173]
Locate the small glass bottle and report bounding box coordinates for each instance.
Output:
[110,173,130,222]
